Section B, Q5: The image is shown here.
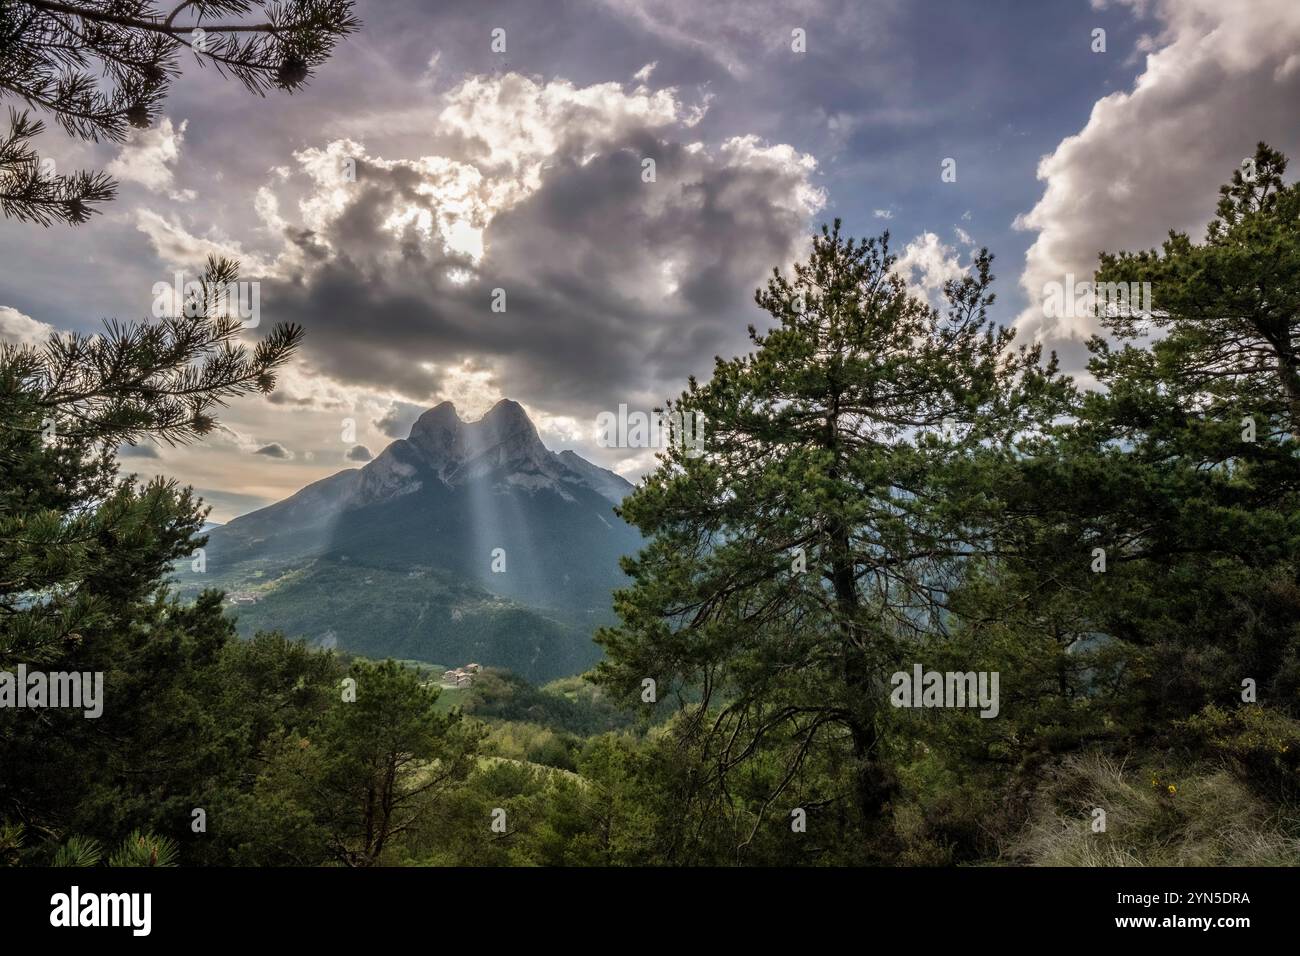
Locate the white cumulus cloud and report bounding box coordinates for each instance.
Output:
[1015,0,1300,354]
[0,305,54,346]
[106,118,195,201]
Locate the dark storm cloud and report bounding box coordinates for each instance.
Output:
[254,443,293,460]
[346,444,373,461]
[117,442,161,459]
[267,391,324,407]
[374,400,426,438]
[262,123,821,421]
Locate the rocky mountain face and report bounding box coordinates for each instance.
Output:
[179,400,642,681]
[231,399,632,529]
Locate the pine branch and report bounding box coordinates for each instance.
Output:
[0,106,115,223]
[0,0,358,224]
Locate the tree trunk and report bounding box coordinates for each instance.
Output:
[825,396,894,825]
[830,522,894,822]
[1277,347,1300,440]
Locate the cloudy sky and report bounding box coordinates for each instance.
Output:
[3,0,1299,521]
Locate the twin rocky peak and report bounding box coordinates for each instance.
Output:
[252,399,634,528]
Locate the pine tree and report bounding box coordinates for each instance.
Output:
[970,147,1300,747]
[0,255,302,665]
[0,254,310,847]
[1091,143,1300,440]
[1080,146,1300,718]
[240,659,482,867]
[595,221,1067,851]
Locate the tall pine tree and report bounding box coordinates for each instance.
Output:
[596,222,1068,853]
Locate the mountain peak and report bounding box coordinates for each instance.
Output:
[409,398,533,439]
[410,400,460,434]
[395,397,545,483]
[406,401,463,462]
[469,398,542,450]
[339,397,631,506]
[482,398,528,421]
